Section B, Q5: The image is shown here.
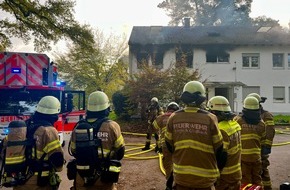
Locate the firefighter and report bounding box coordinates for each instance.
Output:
[164,81,225,190]
[207,96,242,190]
[247,93,275,190]
[69,91,125,190]
[234,96,266,188]
[152,102,180,189]
[142,97,163,151]
[14,96,64,190]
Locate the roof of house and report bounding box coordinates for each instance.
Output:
[128,25,290,46]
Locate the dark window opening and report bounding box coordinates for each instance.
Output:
[206,51,229,63]
[176,47,193,68]
[151,52,164,69]
[137,52,149,69]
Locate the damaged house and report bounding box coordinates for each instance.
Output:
[128,21,290,114]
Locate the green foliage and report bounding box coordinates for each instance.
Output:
[0,0,95,51]
[55,30,129,100]
[274,115,290,124]
[123,64,200,120]
[112,91,131,120]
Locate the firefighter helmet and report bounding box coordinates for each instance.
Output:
[36,96,61,114]
[207,96,231,112]
[243,96,259,110]
[167,102,180,111]
[151,97,158,103]
[247,93,261,102]
[88,91,110,112]
[183,81,205,96]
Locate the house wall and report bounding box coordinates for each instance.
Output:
[129,45,290,115]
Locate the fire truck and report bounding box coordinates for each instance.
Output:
[0,52,86,146]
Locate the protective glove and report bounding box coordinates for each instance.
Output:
[261,146,271,155]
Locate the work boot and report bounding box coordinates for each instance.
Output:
[142,142,150,151]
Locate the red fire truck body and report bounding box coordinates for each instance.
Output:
[0,52,85,144]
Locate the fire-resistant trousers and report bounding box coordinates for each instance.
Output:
[215,178,241,190]
[241,160,263,187]
[162,147,173,180]
[261,154,272,190]
[173,184,215,190]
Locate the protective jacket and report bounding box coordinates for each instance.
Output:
[69,119,125,190]
[165,106,223,188]
[234,116,266,162]
[153,111,173,179]
[218,120,242,184]
[14,124,64,190]
[261,110,275,149]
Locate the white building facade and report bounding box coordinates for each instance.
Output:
[128,25,290,114]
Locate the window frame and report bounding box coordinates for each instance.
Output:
[242,53,260,69]
[272,53,284,68]
[273,86,285,103]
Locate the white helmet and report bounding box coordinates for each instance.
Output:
[243,96,259,110]
[167,102,180,111]
[207,96,231,112]
[36,96,61,114]
[88,91,110,112]
[183,81,206,96]
[151,97,158,103]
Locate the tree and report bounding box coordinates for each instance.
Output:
[54,30,129,99]
[157,0,257,26]
[123,61,201,120]
[0,0,94,51]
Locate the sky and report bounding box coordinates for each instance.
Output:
[11,0,290,55]
[73,0,290,36]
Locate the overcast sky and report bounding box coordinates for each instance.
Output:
[11,0,290,55]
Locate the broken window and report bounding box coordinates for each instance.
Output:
[242,53,260,68]
[137,52,149,69]
[151,52,164,69]
[176,46,193,68]
[206,50,229,63]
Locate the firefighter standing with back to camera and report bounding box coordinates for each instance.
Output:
[142,97,163,151]
[246,93,275,190]
[152,102,180,189]
[207,96,242,190]
[234,96,266,188]
[164,81,225,190]
[0,96,64,190]
[68,91,125,190]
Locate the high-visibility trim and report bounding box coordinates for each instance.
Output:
[153,120,160,130]
[264,139,273,146]
[114,135,125,148]
[34,171,50,176]
[241,134,261,141]
[212,132,223,144]
[75,128,93,134]
[165,131,172,140]
[173,163,219,178]
[264,120,274,126]
[109,166,121,172]
[99,149,110,156]
[36,150,48,160]
[219,121,241,136]
[5,156,26,164]
[183,107,199,113]
[221,163,241,175]
[43,140,61,153]
[262,180,272,186]
[174,140,214,153]
[241,148,261,155]
[76,165,90,170]
[227,144,242,155]
[223,141,230,150]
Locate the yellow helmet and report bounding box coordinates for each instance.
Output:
[207,96,231,112]
[36,96,61,114]
[243,96,259,110]
[88,91,110,112]
[183,81,205,96]
[247,93,261,102]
